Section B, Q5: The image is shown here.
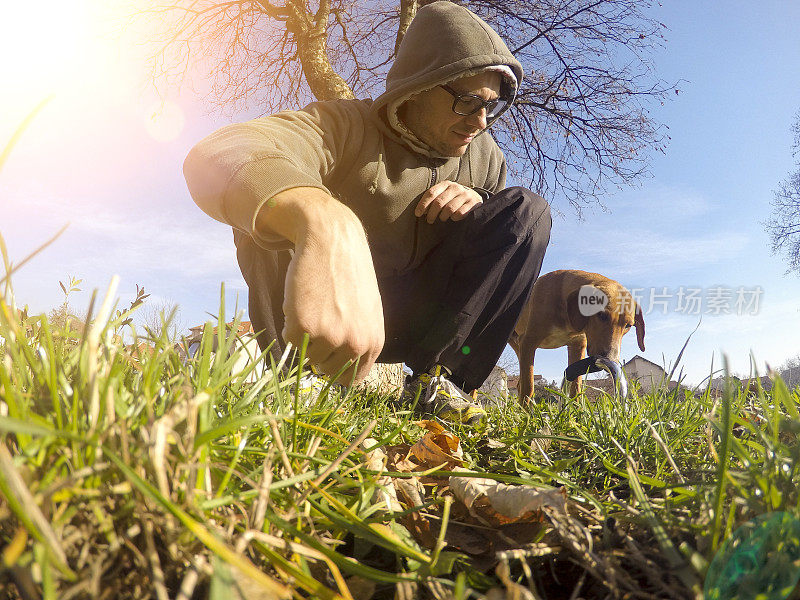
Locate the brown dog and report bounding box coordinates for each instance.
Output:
[510,270,646,401]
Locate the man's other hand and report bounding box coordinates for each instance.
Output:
[415,180,483,224]
[258,188,385,385]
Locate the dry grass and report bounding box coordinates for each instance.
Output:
[2,284,800,599]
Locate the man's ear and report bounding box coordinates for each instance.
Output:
[634,304,646,352]
[566,289,589,331]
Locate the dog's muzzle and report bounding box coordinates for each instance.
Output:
[564,356,628,399]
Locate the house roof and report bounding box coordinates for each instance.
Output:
[709,373,776,392]
[127,341,156,360]
[623,355,667,373]
[187,320,253,342]
[189,321,253,335]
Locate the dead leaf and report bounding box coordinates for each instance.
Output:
[210,561,290,600]
[477,438,507,453]
[362,438,403,512]
[384,443,418,473]
[441,521,493,556]
[394,477,425,507]
[410,423,464,469]
[449,475,567,525]
[413,419,446,433]
[394,477,435,548]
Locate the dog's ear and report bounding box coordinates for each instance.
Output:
[634,303,646,351]
[566,289,589,331]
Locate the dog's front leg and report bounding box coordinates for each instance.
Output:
[515,338,538,404]
[567,339,587,396]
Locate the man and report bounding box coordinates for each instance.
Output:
[183,1,551,424]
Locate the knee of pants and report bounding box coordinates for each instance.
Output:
[502,187,552,238]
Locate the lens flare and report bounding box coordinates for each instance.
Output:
[144,101,186,143]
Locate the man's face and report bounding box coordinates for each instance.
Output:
[400,71,503,157]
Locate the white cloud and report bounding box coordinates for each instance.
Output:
[547,183,749,278]
[549,226,749,279]
[611,183,715,221]
[4,188,242,281]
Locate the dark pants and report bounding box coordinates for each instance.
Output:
[234,186,551,392]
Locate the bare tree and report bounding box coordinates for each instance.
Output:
[779,354,800,372]
[765,113,800,275]
[135,0,674,210]
[139,299,185,343]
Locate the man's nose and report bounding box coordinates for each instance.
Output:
[465,108,488,130]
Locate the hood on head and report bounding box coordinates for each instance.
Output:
[371,1,523,156]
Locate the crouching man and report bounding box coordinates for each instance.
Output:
[183,1,551,425]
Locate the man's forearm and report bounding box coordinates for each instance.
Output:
[262,187,385,384]
[255,187,364,246]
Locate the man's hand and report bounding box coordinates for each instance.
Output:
[256,188,385,385]
[415,180,483,224]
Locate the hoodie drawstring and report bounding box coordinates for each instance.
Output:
[369,137,385,195]
[467,143,475,188]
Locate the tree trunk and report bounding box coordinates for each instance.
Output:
[287,0,354,101]
[395,0,418,55]
[358,362,406,396]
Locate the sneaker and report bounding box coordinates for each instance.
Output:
[401,365,487,426]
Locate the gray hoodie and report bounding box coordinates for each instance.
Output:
[184,1,523,276]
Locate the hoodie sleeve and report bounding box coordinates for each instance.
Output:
[183,100,366,248]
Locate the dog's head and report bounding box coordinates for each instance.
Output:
[566,283,645,361]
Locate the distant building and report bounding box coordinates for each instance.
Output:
[707,375,740,397]
[584,355,680,398]
[182,320,255,358]
[506,373,543,396]
[476,365,509,404]
[621,355,676,394]
[707,373,784,397]
[128,340,156,361]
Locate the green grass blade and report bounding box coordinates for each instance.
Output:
[711,369,735,554]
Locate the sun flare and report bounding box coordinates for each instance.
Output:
[0,1,166,145]
[0,1,91,97]
[144,101,186,143]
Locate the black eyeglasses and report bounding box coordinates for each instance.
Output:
[440,84,510,119]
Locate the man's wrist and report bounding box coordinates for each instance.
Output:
[255,187,360,245]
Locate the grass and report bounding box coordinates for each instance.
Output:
[1,283,800,599]
[4,106,800,599]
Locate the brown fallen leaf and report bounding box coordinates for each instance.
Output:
[382,442,421,473]
[413,419,446,433]
[410,421,464,469]
[394,477,425,508]
[449,475,567,525]
[361,438,403,513]
[394,477,435,548]
[440,521,493,556]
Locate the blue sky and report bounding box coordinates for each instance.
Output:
[2,0,799,387]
